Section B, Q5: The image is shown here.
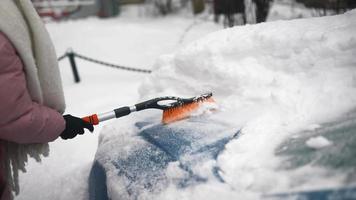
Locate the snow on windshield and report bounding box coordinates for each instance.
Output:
[136,9,356,199]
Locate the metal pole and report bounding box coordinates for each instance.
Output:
[66,48,81,83]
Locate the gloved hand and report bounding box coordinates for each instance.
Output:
[60,114,94,140]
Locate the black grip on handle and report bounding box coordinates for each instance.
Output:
[114,106,131,118]
[135,98,161,111]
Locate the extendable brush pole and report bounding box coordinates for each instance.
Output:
[82,93,214,125]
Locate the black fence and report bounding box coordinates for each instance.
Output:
[58,49,152,83]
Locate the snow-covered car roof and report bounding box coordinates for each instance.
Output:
[90,9,356,200]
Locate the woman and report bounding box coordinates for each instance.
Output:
[0,1,94,199]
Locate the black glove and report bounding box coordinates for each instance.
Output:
[60,114,94,140]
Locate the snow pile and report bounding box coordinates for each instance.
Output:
[138,10,356,198]
[305,136,333,149]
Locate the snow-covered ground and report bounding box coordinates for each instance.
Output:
[15,4,356,200]
[15,11,221,200]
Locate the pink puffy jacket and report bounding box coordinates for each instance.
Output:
[0,32,65,199]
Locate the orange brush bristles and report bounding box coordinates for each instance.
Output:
[162,97,215,124]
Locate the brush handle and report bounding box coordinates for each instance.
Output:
[82,93,212,125]
[83,106,132,125]
[83,99,164,125]
[82,114,99,125]
[135,99,161,111]
[114,106,131,118]
[134,96,189,111]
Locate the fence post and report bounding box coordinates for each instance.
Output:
[66,48,81,83]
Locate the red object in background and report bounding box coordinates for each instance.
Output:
[37,10,72,20]
[31,0,94,20]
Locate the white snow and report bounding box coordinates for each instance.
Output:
[137,9,356,199]
[306,136,333,149]
[14,4,356,200]
[189,100,219,117]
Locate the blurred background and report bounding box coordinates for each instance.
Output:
[31,0,356,26]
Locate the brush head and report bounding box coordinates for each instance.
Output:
[162,93,215,124]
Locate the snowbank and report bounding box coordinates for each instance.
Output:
[137,10,356,198]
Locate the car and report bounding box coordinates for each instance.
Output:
[87,9,356,199]
[88,109,356,200]
[88,115,240,200]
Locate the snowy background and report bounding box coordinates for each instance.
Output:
[16,2,356,200]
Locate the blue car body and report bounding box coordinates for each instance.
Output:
[89,117,239,200]
[89,113,356,200]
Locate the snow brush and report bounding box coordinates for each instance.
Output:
[82,93,215,125]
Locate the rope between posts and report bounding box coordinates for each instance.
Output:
[74,52,152,73]
[57,50,152,74]
[57,53,67,61]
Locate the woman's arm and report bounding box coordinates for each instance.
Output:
[0,32,65,144]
